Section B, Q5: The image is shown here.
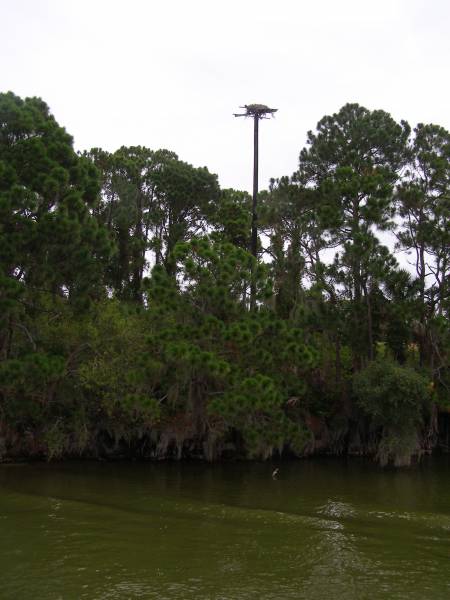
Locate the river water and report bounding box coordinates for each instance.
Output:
[0,457,449,599]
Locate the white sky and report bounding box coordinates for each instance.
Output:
[1,0,449,193]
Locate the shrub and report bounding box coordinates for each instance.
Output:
[353,358,431,465]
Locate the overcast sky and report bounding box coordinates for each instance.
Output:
[2,0,449,193]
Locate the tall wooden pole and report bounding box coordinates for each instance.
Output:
[251,114,259,259]
[250,115,259,310]
[233,104,277,310]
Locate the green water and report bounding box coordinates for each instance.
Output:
[0,458,449,599]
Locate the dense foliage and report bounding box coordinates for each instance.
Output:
[0,93,448,465]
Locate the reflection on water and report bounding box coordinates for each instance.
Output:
[0,457,450,599]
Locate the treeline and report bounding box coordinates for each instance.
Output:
[0,92,448,465]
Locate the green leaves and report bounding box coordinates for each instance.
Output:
[87,145,220,299]
[353,358,432,466]
[0,92,110,319]
[354,358,431,426]
[0,93,447,463]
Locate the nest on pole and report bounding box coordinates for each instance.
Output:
[234,104,278,118]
